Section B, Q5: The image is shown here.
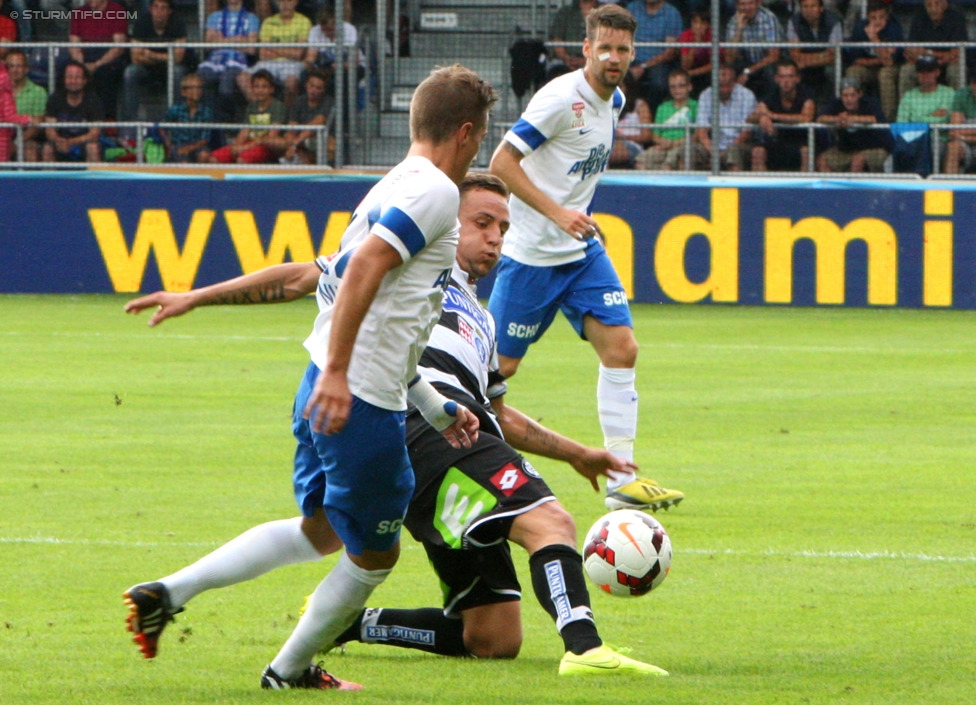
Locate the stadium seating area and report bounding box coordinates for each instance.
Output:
[3,0,976,174]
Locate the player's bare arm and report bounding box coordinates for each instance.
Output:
[490,396,636,491]
[305,234,402,435]
[490,141,602,241]
[124,262,321,327]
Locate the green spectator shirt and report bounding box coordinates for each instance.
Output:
[14,80,47,117]
[950,87,976,119]
[654,99,698,142]
[246,98,287,139]
[896,85,955,125]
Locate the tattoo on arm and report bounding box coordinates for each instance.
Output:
[211,278,289,305]
[521,418,561,455]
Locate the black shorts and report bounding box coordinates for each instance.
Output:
[404,408,556,613]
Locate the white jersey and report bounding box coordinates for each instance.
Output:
[419,262,506,400]
[303,156,460,411]
[501,69,624,267]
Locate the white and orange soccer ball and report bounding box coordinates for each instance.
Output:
[582,509,672,597]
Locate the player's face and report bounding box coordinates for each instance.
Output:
[583,26,635,97]
[456,188,510,280]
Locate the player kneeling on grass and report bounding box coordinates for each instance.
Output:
[330,174,666,676]
[122,173,667,678]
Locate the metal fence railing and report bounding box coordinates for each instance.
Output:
[7,19,976,175]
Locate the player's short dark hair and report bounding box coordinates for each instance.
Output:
[460,172,508,199]
[410,64,498,144]
[866,0,890,13]
[585,4,637,41]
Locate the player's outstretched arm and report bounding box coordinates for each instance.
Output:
[124,262,322,327]
[490,395,636,491]
[489,141,603,241]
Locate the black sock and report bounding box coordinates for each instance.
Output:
[529,544,603,656]
[335,607,468,656]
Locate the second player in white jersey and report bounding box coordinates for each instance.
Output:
[304,155,460,412]
[502,69,624,267]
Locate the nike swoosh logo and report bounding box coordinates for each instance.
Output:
[579,128,594,135]
[570,656,620,669]
[618,522,645,556]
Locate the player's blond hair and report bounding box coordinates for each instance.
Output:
[410,64,498,144]
[585,3,637,41]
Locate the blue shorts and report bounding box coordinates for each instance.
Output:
[488,241,633,360]
[292,362,415,555]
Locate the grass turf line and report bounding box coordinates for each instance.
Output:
[1,294,974,704]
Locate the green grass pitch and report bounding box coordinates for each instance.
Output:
[1,294,974,704]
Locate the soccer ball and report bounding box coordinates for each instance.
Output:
[582,509,672,597]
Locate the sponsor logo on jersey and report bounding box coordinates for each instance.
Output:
[457,317,474,346]
[506,321,540,339]
[568,144,610,181]
[443,286,493,339]
[491,462,528,496]
[603,290,628,306]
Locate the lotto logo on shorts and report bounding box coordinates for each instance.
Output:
[490,463,527,496]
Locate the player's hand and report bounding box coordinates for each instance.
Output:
[556,208,603,242]
[440,403,479,449]
[304,368,351,435]
[571,449,639,492]
[124,291,196,326]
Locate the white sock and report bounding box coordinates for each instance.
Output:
[598,364,638,492]
[160,517,322,608]
[270,552,391,679]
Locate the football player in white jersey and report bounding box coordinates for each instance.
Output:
[489,4,684,513]
[332,173,668,677]
[121,64,496,691]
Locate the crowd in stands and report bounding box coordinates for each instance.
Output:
[0,0,358,164]
[4,0,976,173]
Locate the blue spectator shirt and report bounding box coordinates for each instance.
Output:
[627,1,684,65]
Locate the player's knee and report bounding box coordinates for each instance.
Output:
[539,502,577,544]
[510,501,577,553]
[599,335,638,368]
[464,629,521,659]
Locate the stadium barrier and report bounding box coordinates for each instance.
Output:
[2,171,973,309]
